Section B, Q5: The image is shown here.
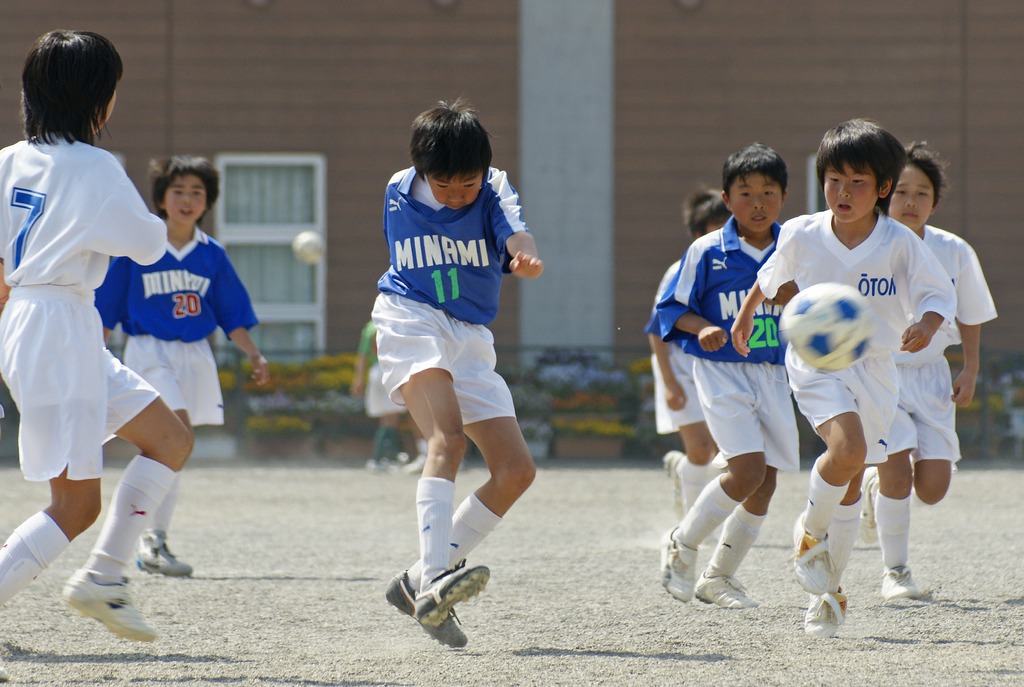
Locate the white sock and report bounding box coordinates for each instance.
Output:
[416,477,456,592]
[408,492,502,591]
[826,502,861,593]
[0,512,69,606]
[876,493,911,570]
[674,476,741,551]
[803,460,847,539]
[681,460,716,516]
[705,505,764,579]
[150,472,181,533]
[84,456,176,583]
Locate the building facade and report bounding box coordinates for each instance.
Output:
[0,0,1020,358]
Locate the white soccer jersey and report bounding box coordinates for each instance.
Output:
[893,225,997,366]
[0,140,166,481]
[0,141,166,291]
[759,211,957,358]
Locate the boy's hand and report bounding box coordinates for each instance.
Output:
[765,280,798,307]
[731,316,753,356]
[698,326,729,352]
[249,353,271,386]
[510,251,544,279]
[664,378,687,410]
[900,321,937,353]
[951,369,977,407]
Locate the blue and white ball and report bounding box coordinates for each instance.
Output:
[779,282,873,371]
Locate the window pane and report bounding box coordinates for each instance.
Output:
[223,164,315,225]
[250,321,317,358]
[226,244,315,304]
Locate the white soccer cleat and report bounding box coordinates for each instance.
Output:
[63,570,157,642]
[793,516,832,596]
[804,591,847,638]
[136,530,193,577]
[0,664,8,682]
[660,528,697,602]
[694,572,759,609]
[859,467,879,545]
[881,565,923,601]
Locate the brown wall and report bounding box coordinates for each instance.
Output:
[615,1,1022,355]
[1,1,1021,356]
[0,0,522,352]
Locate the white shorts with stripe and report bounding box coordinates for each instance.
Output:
[887,358,960,463]
[787,348,898,465]
[692,357,799,472]
[123,335,225,426]
[652,348,705,434]
[0,286,159,482]
[371,293,515,424]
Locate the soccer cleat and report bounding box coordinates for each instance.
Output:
[662,451,687,518]
[414,563,489,628]
[385,571,468,647]
[694,572,759,609]
[881,565,923,601]
[660,528,698,602]
[804,590,847,638]
[792,516,832,596]
[136,530,193,577]
[62,570,157,642]
[859,467,879,545]
[0,664,8,682]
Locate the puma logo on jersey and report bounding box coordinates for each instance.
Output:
[711,257,728,271]
[388,198,402,212]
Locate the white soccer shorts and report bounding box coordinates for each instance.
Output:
[371,293,515,424]
[692,357,800,472]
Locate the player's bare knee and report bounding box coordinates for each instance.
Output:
[914,483,948,505]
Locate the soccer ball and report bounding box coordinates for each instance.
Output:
[779,282,873,371]
[291,231,326,264]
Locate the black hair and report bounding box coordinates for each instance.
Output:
[149,156,220,223]
[683,189,730,238]
[410,98,492,180]
[815,119,906,213]
[722,143,788,195]
[21,30,123,145]
[904,141,948,204]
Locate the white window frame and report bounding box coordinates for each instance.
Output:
[807,154,826,214]
[214,152,327,353]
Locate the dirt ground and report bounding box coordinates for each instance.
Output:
[0,453,1021,686]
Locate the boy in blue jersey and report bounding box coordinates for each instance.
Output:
[375,99,543,648]
[95,156,270,577]
[647,190,730,520]
[655,144,799,610]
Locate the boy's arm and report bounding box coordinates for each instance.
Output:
[648,333,687,410]
[900,311,944,354]
[730,282,768,356]
[951,322,981,407]
[675,312,729,352]
[226,326,270,386]
[351,353,367,397]
[506,231,543,279]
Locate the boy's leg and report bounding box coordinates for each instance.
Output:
[399,370,489,626]
[0,511,70,606]
[678,421,718,516]
[874,450,922,599]
[795,413,867,595]
[64,398,191,641]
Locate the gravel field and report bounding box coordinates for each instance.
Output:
[0,454,1021,686]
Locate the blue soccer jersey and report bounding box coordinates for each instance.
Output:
[95,229,258,342]
[376,166,528,325]
[655,217,785,365]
